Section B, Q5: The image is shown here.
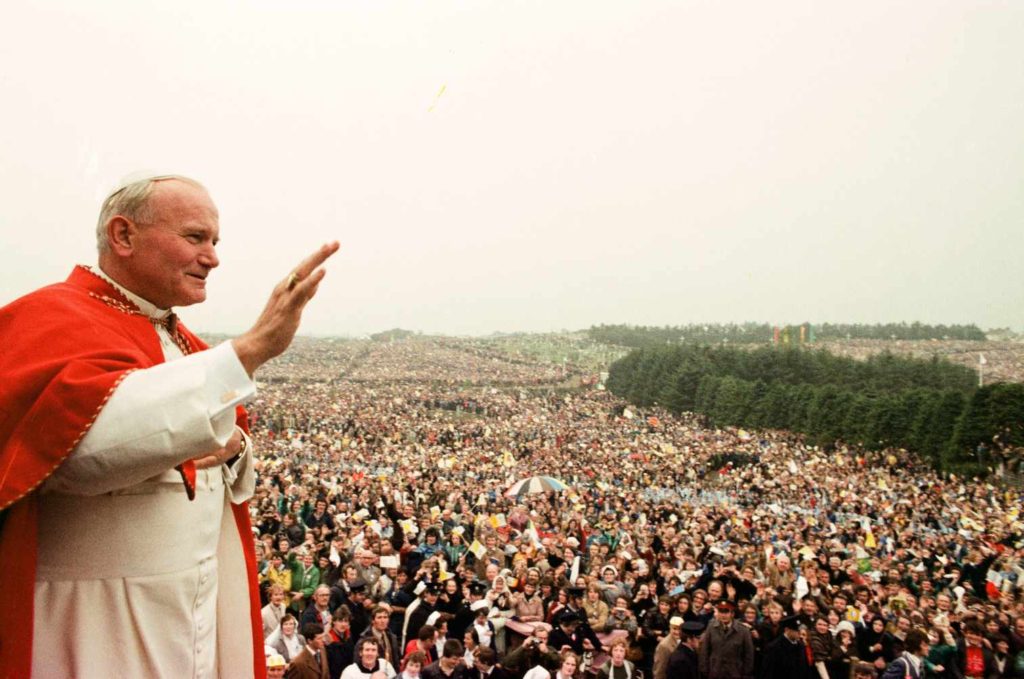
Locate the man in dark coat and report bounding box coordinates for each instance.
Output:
[450,580,488,642]
[359,604,402,670]
[759,615,813,679]
[560,586,603,653]
[549,609,589,655]
[404,581,441,648]
[502,625,561,679]
[326,608,355,679]
[347,579,373,640]
[698,601,754,679]
[666,621,705,679]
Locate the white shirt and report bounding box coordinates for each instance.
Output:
[32,267,257,679]
[341,660,398,679]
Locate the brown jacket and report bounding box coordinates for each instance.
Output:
[653,634,679,679]
[286,646,329,679]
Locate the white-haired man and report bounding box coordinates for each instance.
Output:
[0,174,339,678]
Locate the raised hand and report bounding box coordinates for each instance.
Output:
[233,241,340,376]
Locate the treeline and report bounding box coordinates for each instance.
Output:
[370,328,417,342]
[815,322,986,341]
[590,323,772,347]
[588,322,987,347]
[606,344,1021,472]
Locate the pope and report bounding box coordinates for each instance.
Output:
[0,173,339,678]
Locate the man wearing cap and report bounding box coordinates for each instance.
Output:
[562,585,604,654]
[665,621,704,679]
[349,579,374,639]
[698,601,754,679]
[653,616,684,679]
[451,580,489,642]
[267,654,288,679]
[549,608,588,655]
[759,615,812,679]
[0,174,339,677]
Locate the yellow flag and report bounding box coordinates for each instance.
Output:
[865,531,877,549]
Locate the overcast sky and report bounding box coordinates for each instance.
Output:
[1,1,1021,336]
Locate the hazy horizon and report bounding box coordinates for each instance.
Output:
[2,1,1022,336]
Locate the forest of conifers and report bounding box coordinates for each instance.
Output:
[606,344,1023,474]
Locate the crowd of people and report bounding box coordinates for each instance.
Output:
[250,336,1024,679]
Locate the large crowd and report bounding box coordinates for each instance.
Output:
[250,336,1024,679]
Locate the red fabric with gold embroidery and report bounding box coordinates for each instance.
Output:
[0,266,265,679]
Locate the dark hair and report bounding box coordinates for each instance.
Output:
[356,636,381,656]
[964,620,986,636]
[441,639,464,659]
[903,629,929,654]
[333,605,352,622]
[406,651,427,668]
[301,622,324,639]
[418,625,437,642]
[372,605,390,618]
[853,661,876,676]
[475,647,497,666]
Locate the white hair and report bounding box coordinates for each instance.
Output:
[95,173,205,253]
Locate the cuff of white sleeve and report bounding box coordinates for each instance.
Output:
[224,428,256,503]
[206,341,257,419]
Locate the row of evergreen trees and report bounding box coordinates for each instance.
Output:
[589,322,987,348]
[606,345,1022,473]
[815,322,986,341]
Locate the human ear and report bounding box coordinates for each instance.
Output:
[106,215,137,255]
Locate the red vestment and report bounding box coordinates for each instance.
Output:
[0,266,265,678]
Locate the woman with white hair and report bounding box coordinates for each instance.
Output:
[487,571,516,654]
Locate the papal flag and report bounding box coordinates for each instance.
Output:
[469,539,487,559]
[525,519,542,547]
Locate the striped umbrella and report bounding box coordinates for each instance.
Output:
[505,475,569,498]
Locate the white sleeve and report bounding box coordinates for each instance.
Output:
[43,342,256,496]
[223,428,256,503]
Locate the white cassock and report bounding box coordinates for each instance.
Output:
[32,271,258,679]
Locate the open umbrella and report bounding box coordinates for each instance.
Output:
[505,475,569,498]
